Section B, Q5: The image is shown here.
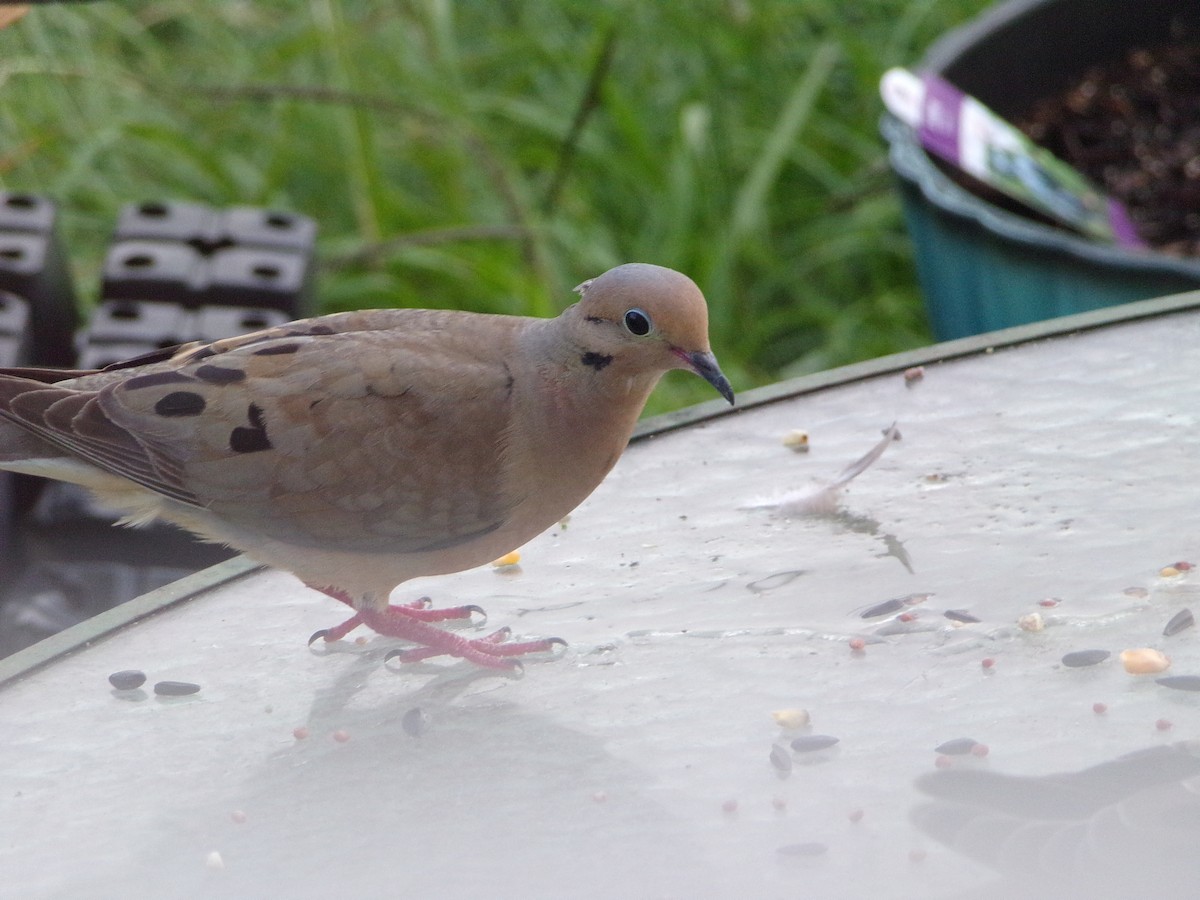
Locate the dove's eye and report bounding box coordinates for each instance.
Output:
[623,308,652,336]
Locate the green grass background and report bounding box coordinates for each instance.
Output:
[0,0,991,413]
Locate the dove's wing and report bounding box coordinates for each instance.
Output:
[0,309,524,554]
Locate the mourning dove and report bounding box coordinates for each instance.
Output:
[0,263,733,668]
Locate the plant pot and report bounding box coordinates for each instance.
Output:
[884,0,1200,340]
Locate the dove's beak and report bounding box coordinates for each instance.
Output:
[675,349,735,405]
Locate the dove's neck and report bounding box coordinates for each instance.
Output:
[522,313,659,431]
[509,315,659,510]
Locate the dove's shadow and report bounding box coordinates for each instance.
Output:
[77,650,732,899]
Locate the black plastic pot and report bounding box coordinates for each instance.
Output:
[884,0,1200,340]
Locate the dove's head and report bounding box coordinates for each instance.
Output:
[570,263,734,405]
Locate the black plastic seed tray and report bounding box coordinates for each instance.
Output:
[205,246,311,312]
[0,288,30,564]
[85,299,194,348]
[0,291,31,368]
[194,305,291,342]
[220,205,318,253]
[100,241,205,306]
[113,200,221,248]
[0,192,77,366]
[108,200,316,315]
[115,201,317,255]
[0,192,57,234]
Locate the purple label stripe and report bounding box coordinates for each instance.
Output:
[917,74,965,166]
[1107,198,1146,249]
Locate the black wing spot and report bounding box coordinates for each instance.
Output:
[247,402,266,429]
[253,342,302,357]
[230,403,271,453]
[230,427,271,453]
[154,391,206,417]
[580,351,613,371]
[194,365,246,385]
[124,371,194,391]
[283,324,335,336]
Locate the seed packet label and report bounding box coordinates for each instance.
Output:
[881,67,1145,248]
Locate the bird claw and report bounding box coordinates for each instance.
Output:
[307,628,367,655]
[379,629,564,669]
[511,636,568,661]
[385,600,486,624]
[307,609,364,646]
[383,644,524,673]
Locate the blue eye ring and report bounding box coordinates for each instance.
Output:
[623,308,652,336]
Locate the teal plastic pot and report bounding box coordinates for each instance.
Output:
[885,0,1200,340]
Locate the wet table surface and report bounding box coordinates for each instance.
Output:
[4,294,1200,899]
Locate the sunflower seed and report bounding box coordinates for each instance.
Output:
[1155,675,1200,692]
[861,599,905,619]
[944,609,981,623]
[790,735,839,753]
[1061,650,1110,668]
[153,680,201,696]
[1164,609,1195,637]
[108,670,146,690]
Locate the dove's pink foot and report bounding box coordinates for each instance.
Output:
[307,585,564,670]
[382,625,566,667]
[359,607,564,669]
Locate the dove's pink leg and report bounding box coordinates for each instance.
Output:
[307,587,483,642]
[313,587,484,623]
[307,585,563,669]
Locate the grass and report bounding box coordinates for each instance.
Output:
[0,0,993,414]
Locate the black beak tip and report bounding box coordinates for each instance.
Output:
[715,377,735,406]
[686,350,734,405]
